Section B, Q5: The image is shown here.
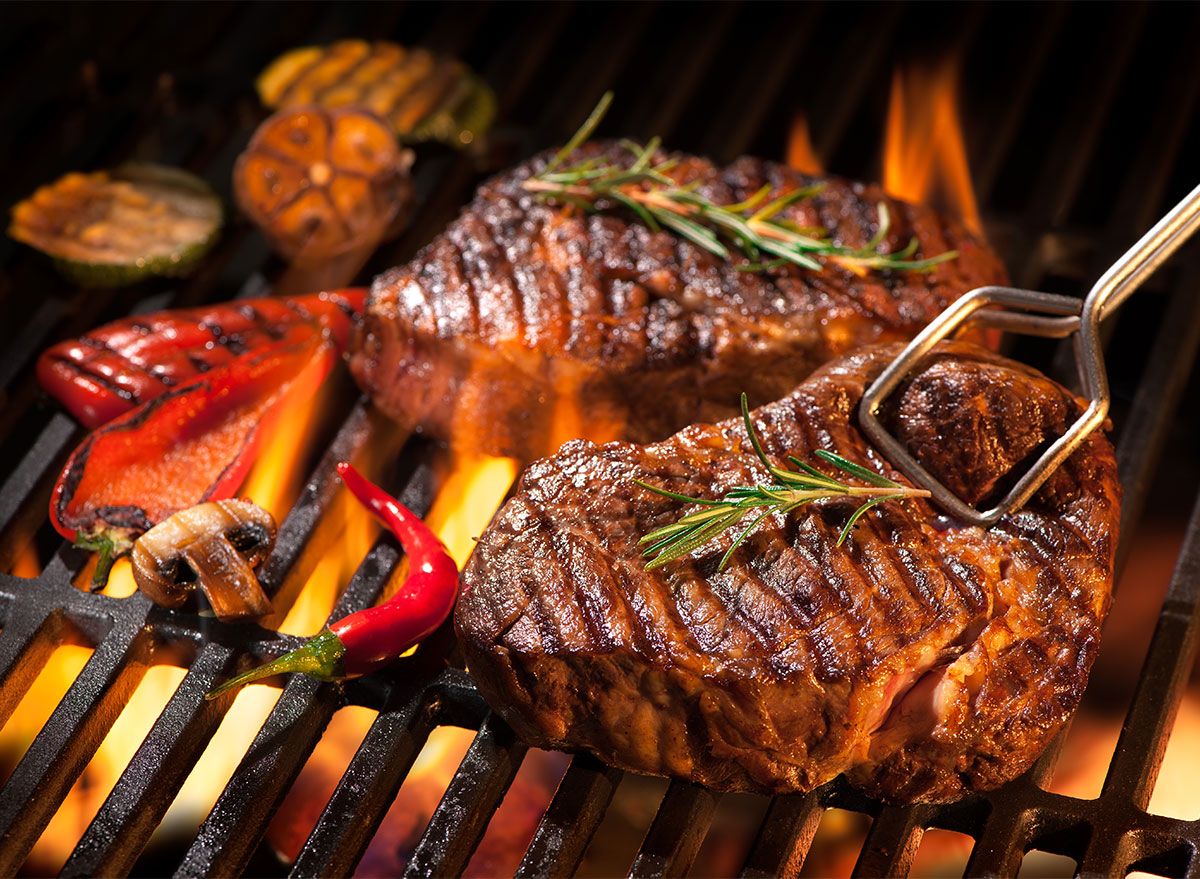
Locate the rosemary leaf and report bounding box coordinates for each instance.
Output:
[633,478,724,506]
[837,496,891,546]
[719,507,779,570]
[629,136,662,173]
[813,450,899,488]
[636,393,931,570]
[755,236,823,271]
[750,185,824,223]
[858,202,892,255]
[655,209,730,259]
[725,184,773,214]
[545,90,614,173]
[611,191,661,233]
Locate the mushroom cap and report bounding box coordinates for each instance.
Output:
[131,499,277,619]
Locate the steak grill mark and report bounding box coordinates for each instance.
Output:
[1,2,1199,877]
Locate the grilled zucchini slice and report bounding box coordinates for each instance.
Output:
[9,163,222,287]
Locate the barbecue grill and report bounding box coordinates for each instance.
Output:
[2,2,1199,876]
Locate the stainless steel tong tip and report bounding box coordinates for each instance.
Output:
[858,183,1200,527]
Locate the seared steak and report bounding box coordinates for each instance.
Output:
[456,342,1120,802]
[350,145,1007,460]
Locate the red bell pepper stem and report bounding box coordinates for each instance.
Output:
[206,463,458,699]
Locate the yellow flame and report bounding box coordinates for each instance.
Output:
[424,453,519,569]
[240,344,333,522]
[277,484,380,637]
[884,59,982,236]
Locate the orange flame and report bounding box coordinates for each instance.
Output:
[884,59,982,236]
[6,542,39,578]
[787,113,824,176]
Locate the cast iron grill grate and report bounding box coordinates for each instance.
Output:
[1,2,1199,876]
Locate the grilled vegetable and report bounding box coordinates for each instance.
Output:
[131,499,276,621]
[256,39,496,148]
[8,163,221,287]
[38,288,365,428]
[207,463,458,697]
[51,334,334,587]
[234,107,413,266]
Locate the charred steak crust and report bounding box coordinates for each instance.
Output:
[456,342,1120,803]
[350,144,1008,459]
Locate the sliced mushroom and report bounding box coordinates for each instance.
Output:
[131,499,277,621]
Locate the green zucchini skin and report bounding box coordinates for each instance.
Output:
[50,232,221,287]
[12,162,223,288]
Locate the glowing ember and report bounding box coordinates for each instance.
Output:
[786,113,823,176]
[884,59,982,236]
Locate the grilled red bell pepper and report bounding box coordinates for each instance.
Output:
[206,462,459,698]
[51,332,335,587]
[37,288,365,428]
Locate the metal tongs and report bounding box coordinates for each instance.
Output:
[859,183,1200,527]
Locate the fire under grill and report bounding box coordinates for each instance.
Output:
[2,2,1200,876]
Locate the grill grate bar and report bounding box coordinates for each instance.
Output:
[850,805,929,878]
[1103,7,1200,240]
[403,712,528,879]
[969,4,1070,206]
[515,753,622,879]
[697,4,823,164]
[253,401,394,620]
[961,800,1029,878]
[0,414,76,561]
[1026,4,1150,228]
[739,792,824,879]
[0,579,72,727]
[809,2,905,165]
[628,781,721,878]
[1101,490,1200,810]
[621,4,741,142]
[530,2,659,149]
[61,642,240,878]
[0,610,152,875]
[288,685,441,878]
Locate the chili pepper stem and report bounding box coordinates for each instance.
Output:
[74,530,132,591]
[205,628,345,700]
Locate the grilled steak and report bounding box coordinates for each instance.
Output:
[350,145,1007,460]
[456,342,1120,802]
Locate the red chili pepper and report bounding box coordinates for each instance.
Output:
[38,288,365,428]
[51,333,335,586]
[205,463,459,698]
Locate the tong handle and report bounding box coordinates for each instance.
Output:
[1088,181,1200,324]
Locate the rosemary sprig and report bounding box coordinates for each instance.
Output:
[634,394,931,571]
[525,92,959,275]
